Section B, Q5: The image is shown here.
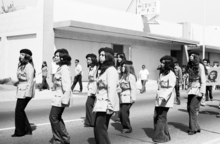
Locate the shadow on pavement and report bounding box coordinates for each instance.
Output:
[87,138,96,144]
[168,122,188,133]
[111,123,122,132]
[142,128,154,139]
[207,104,219,109]
[199,110,219,115]
[178,109,187,113]
[30,123,37,131]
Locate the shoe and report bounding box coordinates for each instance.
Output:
[216,114,220,118]
[121,129,132,133]
[11,134,25,137]
[26,131,32,135]
[188,131,196,135]
[197,130,201,133]
[84,124,93,127]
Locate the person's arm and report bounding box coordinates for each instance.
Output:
[146,70,150,81]
[61,66,72,94]
[129,74,137,103]
[24,64,35,95]
[106,67,118,113]
[199,64,206,96]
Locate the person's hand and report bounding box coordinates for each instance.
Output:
[106,109,114,115]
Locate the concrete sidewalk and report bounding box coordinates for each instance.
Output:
[0,80,158,102]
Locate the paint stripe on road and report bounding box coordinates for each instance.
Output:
[0,118,83,131]
[203,137,220,144]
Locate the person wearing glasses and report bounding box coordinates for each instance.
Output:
[71,59,83,93]
[153,55,176,143]
[93,47,119,144]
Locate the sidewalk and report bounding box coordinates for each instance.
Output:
[0,80,158,102]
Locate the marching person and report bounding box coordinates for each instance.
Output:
[139,65,149,93]
[186,52,207,135]
[49,48,73,144]
[84,53,98,127]
[203,59,213,102]
[118,61,137,133]
[12,49,36,137]
[39,61,50,91]
[93,47,119,144]
[71,59,83,93]
[173,59,182,105]
[153,55,176,143]
[51,56,59,91]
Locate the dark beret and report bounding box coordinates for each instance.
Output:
[98,47,114,56]
[160,55,173,63]
[86,53,97,59]
[189,51,199,56]
[20,49,32,56]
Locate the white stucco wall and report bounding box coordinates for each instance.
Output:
[55,38,111,81]
[0,3,44,82]
[53,0,144,32]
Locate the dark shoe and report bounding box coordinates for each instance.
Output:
[197,130,201,133]
[11,134,25,137]
[26,131,32,135]
[84,124,93,127]
[216,114,220,118]
[188,131,196,135]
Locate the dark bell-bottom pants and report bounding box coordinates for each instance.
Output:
[94,112,113,144]
[153,107,170,143]
[49,106,70,144]
[84,95,96,126]
[175,84,180,104]
[187,94,202,132]
[205,86,213,101]
[119,103,132,131]
[14,98,32,136]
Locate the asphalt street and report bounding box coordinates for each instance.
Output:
[1,90,220,144]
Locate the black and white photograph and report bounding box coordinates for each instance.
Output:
[1,0,220,144]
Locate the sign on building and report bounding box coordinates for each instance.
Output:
[136,0,160,16]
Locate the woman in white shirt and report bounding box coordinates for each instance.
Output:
[153,55,176,143]
[93,47,119,144]
[49,48,73,144]
[118,61,137,133]
[84,53,98,127]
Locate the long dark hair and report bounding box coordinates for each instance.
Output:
[98,51,115,76]
[55,49,71,66]
[86,54,98,68]
[187,55,208,75]
[121,64,137,81]
[18,54,36,78]
[116,53,126,68]
[160,60,174,76]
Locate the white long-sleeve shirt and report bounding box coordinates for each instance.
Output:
[75,64,83,76]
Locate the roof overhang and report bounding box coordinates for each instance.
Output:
[54,20,199,46]
[188,45,220,53]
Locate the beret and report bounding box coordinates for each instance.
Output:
[20,49,32,56]
[98,47,114,56]
[86,53,97,59]
[160,55,173,63]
